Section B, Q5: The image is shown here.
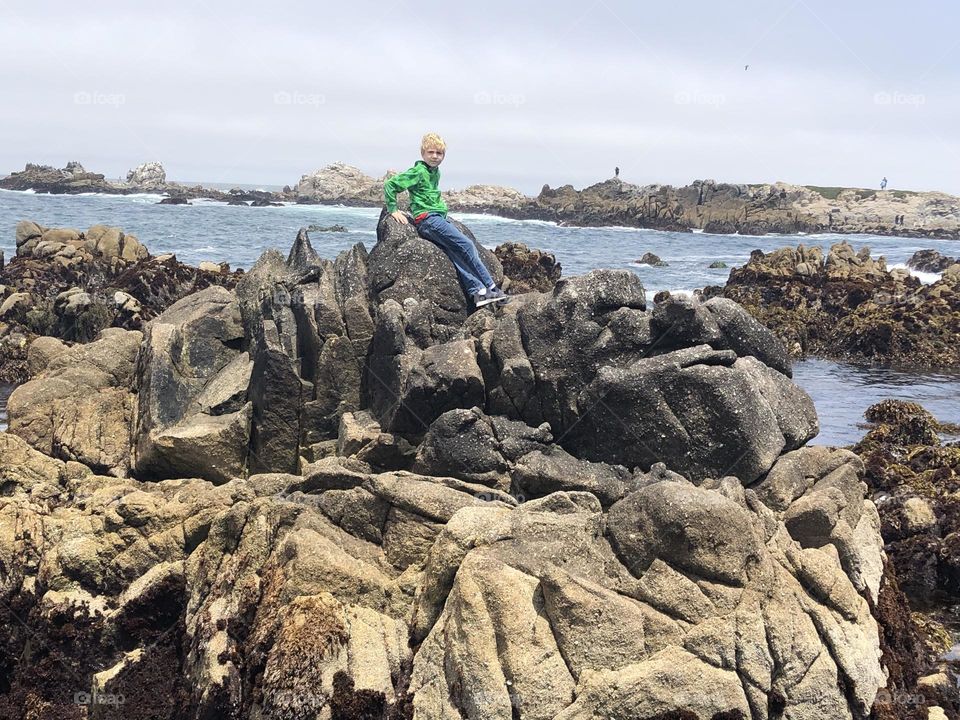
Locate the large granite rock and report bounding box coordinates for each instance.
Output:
[0,218,919,717]
[367,209,504,336]
[569,347,816,482]
[0,425,889,720]
[6,328,142,475]
[126,161,166,189]
[131,286,251,483]
[294,162,384,204]
[409,483,885,719]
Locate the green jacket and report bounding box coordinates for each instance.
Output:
[384,160,448,217]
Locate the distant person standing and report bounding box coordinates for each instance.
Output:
[615,166,620,178]
[880,177,888,190]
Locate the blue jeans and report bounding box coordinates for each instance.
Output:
[416,213,494,295]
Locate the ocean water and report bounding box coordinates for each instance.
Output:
[1,188,958,444]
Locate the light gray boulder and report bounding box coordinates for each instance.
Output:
[131,286,249,483]
[7,329,142,475]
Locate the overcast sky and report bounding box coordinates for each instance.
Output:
[1,0,957,195]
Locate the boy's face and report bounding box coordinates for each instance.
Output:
[421,145,445,168]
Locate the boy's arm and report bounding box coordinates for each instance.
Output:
[383,165,423,213]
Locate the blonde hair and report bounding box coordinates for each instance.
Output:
[421,133,446,152]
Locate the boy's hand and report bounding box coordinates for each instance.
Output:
[391,211,409,225]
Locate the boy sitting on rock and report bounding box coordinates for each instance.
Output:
[385,132,509,308]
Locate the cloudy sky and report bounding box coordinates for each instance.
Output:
[1,0,957,194]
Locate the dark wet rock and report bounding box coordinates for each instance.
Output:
[907,249,957,274]
[636,252,668,267]
[709,260,728,268]
[287,227,321,272]
[722,241,960,367]
[569,346,816,482]
[0,162,119,194]
[494,241,562,293]
[851,402,960,717]
[412,407,642,506]
[367,209,503,341]
[307,223,349,233]
[365,300,485,436]
[158,196,190,205]
[855,400,960,605]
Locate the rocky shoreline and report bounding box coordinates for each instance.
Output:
[2,211,956,717]
[705,241,960,369]
[0,220,243,384]
[5,160,960,239]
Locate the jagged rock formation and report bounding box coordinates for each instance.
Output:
[711,241,960,368]
[0,221,244,383]
[493,242,562,293]
[0,216,914,718]
[0,161,119,193]
[126,161,167,189]
[853,401,960,718]
[908,249,958,273]
[294,162,387,205]
[0,162,295,204]
[508,178,960,239]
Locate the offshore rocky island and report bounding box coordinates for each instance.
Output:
[4,159,960,239]
[0,206,958,718]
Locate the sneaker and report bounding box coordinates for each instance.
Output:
[487,287,510,303]
[473,288,510,308]
[472,291,499,308]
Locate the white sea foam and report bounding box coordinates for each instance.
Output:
[890,262,941,285]
[455,212,557,226]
